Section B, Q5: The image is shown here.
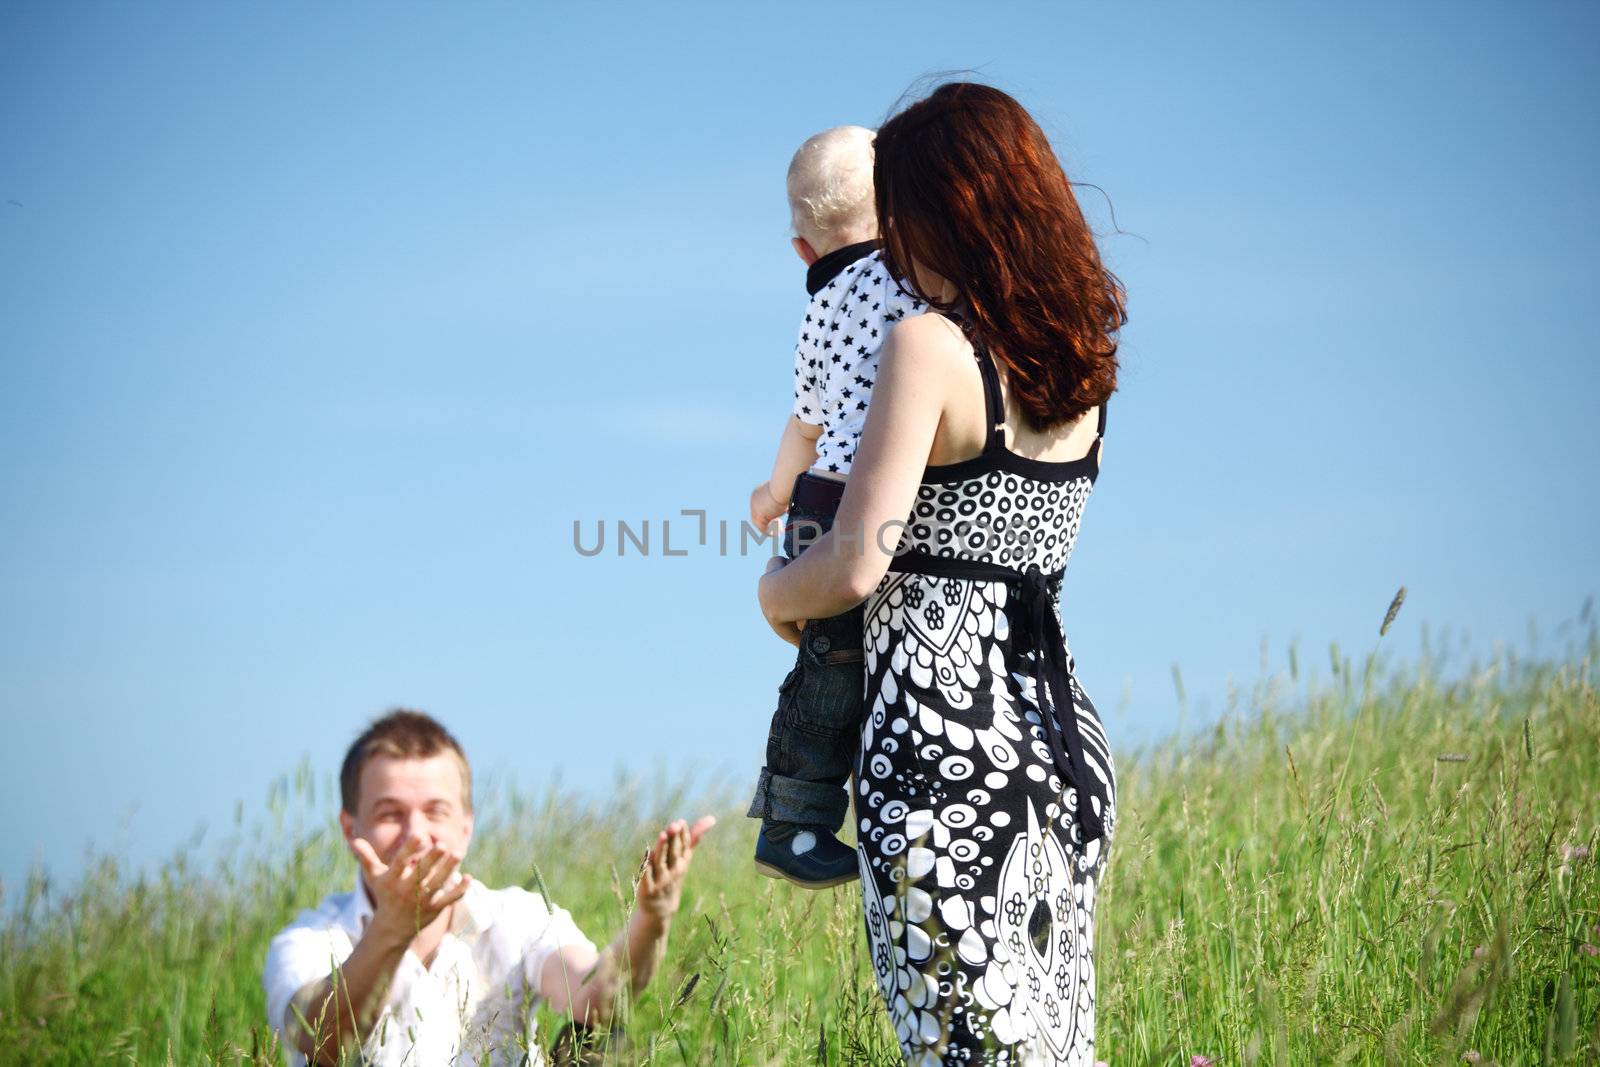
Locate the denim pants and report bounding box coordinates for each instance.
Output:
[746,472,865,830]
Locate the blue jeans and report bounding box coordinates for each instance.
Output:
[746,473,865,830]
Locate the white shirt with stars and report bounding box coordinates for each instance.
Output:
[261,875,596,1067]
[791,246,925,477]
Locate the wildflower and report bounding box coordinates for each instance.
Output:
[1192,1057,1216,1067]
[1580,943,1599,957]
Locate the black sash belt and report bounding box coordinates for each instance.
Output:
[885,550,1107,843]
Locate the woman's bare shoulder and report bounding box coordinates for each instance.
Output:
[880,310,972,372]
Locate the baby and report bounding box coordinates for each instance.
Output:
[746,125,924,887]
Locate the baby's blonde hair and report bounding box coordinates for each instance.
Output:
[787,125,878,249]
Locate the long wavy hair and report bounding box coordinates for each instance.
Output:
[874,82,1126,430]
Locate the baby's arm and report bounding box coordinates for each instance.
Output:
[750,416,821,531]
[770,416,822,505]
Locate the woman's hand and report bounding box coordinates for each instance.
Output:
[759,555,807,646]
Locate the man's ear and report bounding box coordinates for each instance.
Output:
[792,236,819,266]
[339,809,356,851]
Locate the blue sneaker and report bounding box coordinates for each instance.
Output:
[754,820,859,888]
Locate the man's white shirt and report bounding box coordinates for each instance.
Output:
[262,875,597,1067]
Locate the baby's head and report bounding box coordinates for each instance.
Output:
[787,125,877,265]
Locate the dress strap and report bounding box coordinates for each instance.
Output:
[1089,395,1108,465]
[973,339,1006,454]
[945,307,1005,455]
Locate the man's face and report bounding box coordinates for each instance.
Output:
[339,752,474,876]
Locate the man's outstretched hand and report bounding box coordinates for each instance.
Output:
[544,814,719,1026]
[635,816,716,922]
[351,835,472,938]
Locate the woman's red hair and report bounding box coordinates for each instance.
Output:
[874,82,1126,430]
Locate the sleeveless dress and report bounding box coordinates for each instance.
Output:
[854,319,1117,1066]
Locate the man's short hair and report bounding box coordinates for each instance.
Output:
[787,125,878,248]
[339,708,473,814]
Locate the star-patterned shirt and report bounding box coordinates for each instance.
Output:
[791,242,925,477]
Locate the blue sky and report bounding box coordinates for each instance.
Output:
[3,1,1597,891]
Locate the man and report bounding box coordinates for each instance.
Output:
[262,709,714,1066]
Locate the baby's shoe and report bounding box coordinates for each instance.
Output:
[754,820,859,888]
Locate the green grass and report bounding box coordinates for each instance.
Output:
[2,625,1597,1066]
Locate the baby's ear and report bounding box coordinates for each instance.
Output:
[792,237,818,266]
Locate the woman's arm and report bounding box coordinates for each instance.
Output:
[758,313,965,625]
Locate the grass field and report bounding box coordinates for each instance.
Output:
[2,617,1597,1066]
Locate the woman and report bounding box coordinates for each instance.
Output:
[757,82,1126,1065]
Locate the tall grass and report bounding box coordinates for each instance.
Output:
[2,622,1596,1065]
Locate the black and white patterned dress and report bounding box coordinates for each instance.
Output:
[855,319,1116,1066]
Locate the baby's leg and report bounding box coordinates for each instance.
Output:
[745,626,857,829]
